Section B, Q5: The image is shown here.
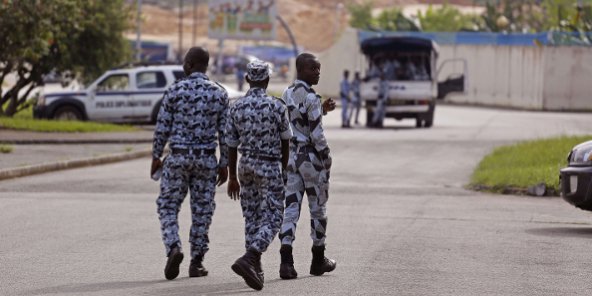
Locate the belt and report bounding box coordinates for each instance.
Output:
[243,154,280,162]
[171,148,216,156]
[294,145,316,154]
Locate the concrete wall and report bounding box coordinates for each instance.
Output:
[315,29,592,111]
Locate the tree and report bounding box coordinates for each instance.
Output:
[376,7,420,31]
[0,0,132,117]
[347,1,374,29]
[417,4,478,32]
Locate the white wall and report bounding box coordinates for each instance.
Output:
[316,29,592,111]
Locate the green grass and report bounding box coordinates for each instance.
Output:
[470,135,592,195]
[0,144,13,153]
[0,105,137,133]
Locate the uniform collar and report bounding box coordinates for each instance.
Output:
[246,87,266,96]
[294,79,315,93]
[188,72,208,80]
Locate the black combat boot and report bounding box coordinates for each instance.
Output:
[253,256,264,283]
[309,245,336,276]
[164,245,184,280]
[188,255,208,277]
[231,248,263,290]
[279,244,298,279]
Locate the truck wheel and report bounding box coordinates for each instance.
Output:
[53,106,82,121]
[151,100,163,124]
[415,117,423,128]
[366,110,374,127]
[424,104,435,128]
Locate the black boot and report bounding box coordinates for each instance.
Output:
[309,245,336,276]
[188,255,208,277]
[164,246,184,280]
[231,248,263,290]
[279,245,298,279]
[253,257,264,283]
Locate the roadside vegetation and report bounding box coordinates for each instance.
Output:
[0,144,13,153]
[0,105,136,133]
[470,135,592,196]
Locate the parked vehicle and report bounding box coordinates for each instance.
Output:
[34,65,243,123]
[359,36,466,128]
[560,140,592,211]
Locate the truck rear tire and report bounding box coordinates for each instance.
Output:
[415,118,423,128]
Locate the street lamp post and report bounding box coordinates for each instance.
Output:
[136,0,142,61]
[178,0,184,63]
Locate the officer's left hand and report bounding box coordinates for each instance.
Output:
[322,98,336,113]
[227,177,240,200]
[151,158,162,177]
[217,167,228,186]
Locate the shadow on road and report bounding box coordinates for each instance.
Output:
[526,227,592,239]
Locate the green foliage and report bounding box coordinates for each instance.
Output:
[470,135,592,195]
[0,144,13,154]
[347,1,419,31]
[417,4,477,32]
[347,1,374,29]
[376,7,420,31]
[0,0,133,117]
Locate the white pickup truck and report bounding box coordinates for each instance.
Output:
[34,65,243,123]
[359,36,466,128]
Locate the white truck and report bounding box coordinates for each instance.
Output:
[359,36,466,128]
[34,64,243,123]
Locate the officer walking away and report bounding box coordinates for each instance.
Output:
[151,46,229,280]
[372,71,388,128]
[339,70,351,128]
[348,71,362,125]
[226,60,293,291]
[278,53,337,280]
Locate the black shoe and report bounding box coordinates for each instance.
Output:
[254,258,264,283]
[189,256,208,277]
[279,245,298,280]
[231,249,263,290]
[309,245,336,276]
[164,247,184,280]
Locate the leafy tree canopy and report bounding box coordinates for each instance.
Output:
[0,0,132,117]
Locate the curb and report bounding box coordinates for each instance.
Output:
[0,149,153,181]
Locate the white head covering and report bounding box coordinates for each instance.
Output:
[246,59,271,81]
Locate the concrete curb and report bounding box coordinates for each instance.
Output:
[0,149,153,181]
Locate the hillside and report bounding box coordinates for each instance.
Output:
[136,0,481,53]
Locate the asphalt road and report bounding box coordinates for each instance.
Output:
[2,105,592,296]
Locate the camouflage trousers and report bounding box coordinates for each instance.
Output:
[156,153,218,258]
[279,147,330,246]
[238,156,285,253]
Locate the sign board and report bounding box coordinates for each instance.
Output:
[208,0,277,41]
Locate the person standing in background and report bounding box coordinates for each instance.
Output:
[339,70,351,128]
[348,71,362,125]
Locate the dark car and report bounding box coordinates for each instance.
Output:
[560,140,592,210]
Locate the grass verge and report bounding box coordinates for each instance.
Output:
[0,144,13,153]
[470,135,592,196]
[0,105,137,133]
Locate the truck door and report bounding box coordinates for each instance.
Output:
[436,58,467,99]
[91,73,134,121]
[133,70,168,122]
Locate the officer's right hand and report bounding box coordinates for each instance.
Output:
[150,158,162,177]
[227,177,240,201]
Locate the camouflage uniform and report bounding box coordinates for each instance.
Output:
[279,79,332,247]
[153,72,228,259]
[226,87,293,253]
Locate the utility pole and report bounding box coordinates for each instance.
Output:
[178,0,184,63]
[136,0,142,61]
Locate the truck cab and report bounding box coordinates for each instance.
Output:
[359,36,466,128]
